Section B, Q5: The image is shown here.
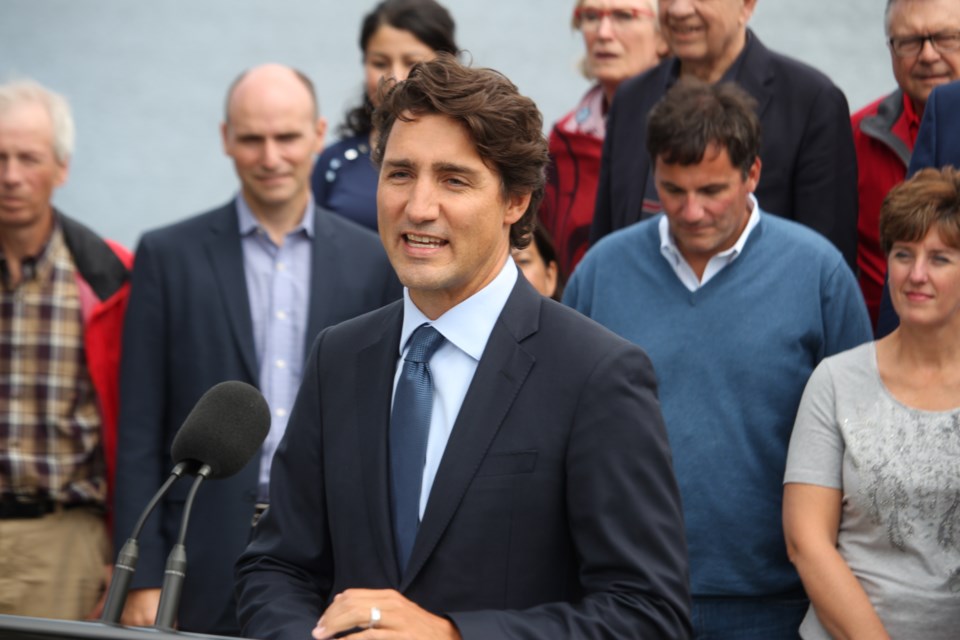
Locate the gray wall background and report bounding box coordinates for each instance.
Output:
[2,0,892,248]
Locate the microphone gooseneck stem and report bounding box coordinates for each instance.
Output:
[100,538,138,624]
[132,462,190,539]
[100,462,190,624]
[154,464,211,630]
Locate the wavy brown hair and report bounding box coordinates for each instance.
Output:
[880,166,960,255]
[372,53,549,249]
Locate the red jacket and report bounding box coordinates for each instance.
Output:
[61,213,132,509]
[851,90,919,327]
[540,108,604,279]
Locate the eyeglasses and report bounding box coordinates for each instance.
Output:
[888,31,960,57]
[574,7,655,31]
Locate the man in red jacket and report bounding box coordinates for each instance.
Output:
[0,79,131,620]
[852,0,960,327]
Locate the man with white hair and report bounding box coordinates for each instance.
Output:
[0,79,132,619]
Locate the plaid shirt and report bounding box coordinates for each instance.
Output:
[0,225,105,505]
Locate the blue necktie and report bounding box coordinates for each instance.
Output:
[390,324,445,574]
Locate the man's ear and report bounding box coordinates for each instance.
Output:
[741,0,759,26]
[504,191,531,225]
[745,156,762,192]
[314,116,328,154]
[54,156,70,188]
[220,122,231,155]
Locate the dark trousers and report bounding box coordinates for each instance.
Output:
[691,594,808,640]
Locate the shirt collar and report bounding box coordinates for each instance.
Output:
[0,215,62,287]
[659,193,761,266]
[562,84,607,137]
[902,90,921,128]
[897,90,923,147]
[399,257,518,362]
[235,193,316,239]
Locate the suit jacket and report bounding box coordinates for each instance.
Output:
[590,30,858,270]
[877,79,960,335]
[113,201,400,634]
[236,276,692,639]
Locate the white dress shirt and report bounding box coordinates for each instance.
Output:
[394,257,518,518]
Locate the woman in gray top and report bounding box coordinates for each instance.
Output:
[783,166,960,639]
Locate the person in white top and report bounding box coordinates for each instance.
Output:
[784,166,960,639]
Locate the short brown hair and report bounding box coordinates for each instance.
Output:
[880,166,960,254]
[646,79,760,177]
[372,53,549,249]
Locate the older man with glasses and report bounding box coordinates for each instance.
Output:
[853,0,960,330]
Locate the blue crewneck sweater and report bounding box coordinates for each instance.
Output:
[565,212,871,597]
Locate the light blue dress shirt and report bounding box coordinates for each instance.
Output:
[395,257,518,518]
[236,195,314,500]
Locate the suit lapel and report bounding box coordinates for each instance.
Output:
[627,61,675,228]
[627,153,650,228]
[356,303,404,586]
[204,203,259,383]
[304,207,339,359]
[400,279,540,589]
[735,31,774,120]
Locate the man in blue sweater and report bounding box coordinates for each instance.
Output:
[565,80,872,640]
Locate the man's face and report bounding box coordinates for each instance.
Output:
[888,0,960,108]
[221,72,325,214]
[659,0,756,76]
[655,143,760,274]
[0,101,67,234]
[377,113,529,319]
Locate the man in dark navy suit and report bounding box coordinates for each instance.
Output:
[236,55,692,640]
[113,64,399,634]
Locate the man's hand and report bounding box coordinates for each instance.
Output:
[84,563,113,619]
[120,588,163,627]
[313,589,461,640]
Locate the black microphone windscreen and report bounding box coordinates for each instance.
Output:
[170,381,271,479]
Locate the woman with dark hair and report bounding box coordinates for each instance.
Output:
[310,0,458,231]
[783,167,960,639]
